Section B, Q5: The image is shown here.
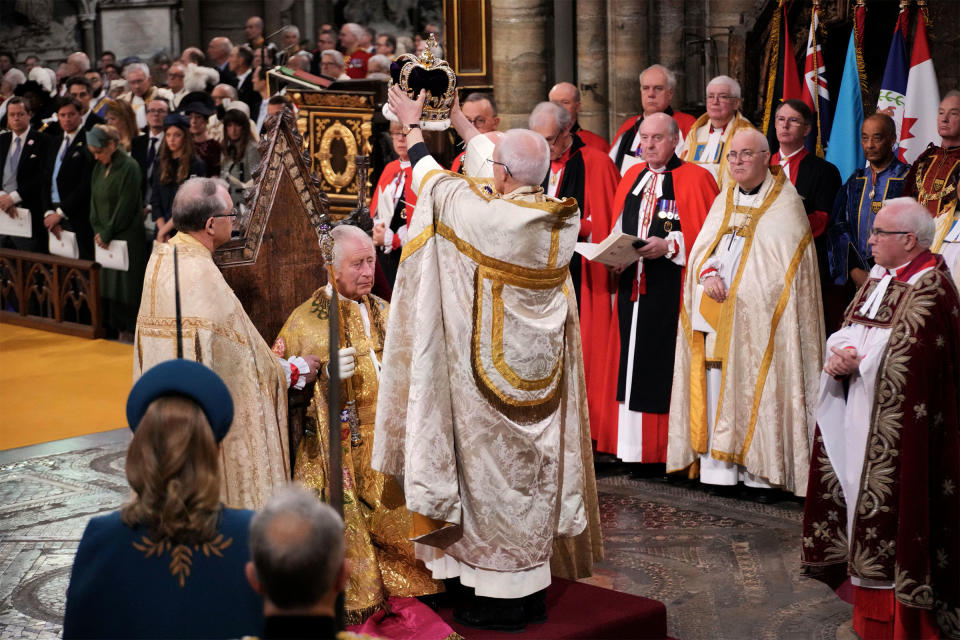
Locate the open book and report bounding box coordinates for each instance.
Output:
[574,232,641,267]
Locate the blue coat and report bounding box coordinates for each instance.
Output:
[63,508,263,639]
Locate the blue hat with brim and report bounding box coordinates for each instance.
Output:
[126,360,234,442]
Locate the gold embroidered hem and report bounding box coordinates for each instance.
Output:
[668,171,824,495]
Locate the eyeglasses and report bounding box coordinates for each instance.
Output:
[707,93,737,103]
[543,129,566,146]
[869,227,912,237]
[146,108,168,114]
[725,149,766,162]
[466,116,489,128]
[486,158,513,178]
[775,116,804,127]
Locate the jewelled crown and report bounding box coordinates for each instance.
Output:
[383,35,457,130]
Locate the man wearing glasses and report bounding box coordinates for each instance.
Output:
[134,177,321,509]
[669,128,824,503]
[680,75,755,189]
[373,86,598,631]
[803,197,959,640]
[449,92,500,173]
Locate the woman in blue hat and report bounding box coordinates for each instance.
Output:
[62,360,264,639]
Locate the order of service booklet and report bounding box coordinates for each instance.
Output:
[574,232,642,267]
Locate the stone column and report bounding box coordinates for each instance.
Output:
[491,0,551,130]
[607,0,648,136]
[575,0,608,139]
[652,0,686,107]
[76,0,98,56]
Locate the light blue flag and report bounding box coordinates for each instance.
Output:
[825,29,865,183]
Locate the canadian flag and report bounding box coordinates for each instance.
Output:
[899,13,941,164]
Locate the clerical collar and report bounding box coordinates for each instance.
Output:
[738,182,763,196]
[891,250,936,282]
[399,160,411,169]
[778,146,804,160]
[709,122,728,135]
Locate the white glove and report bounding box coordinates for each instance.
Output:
[325,347,356,380]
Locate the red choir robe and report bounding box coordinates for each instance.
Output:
[609,108,697,174]
[344,49,371,79]
[370,158,416,288]
[594,156,717,459]
[544,136,620,446]
[449,150,465,174]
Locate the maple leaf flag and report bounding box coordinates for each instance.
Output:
[899,12,941,164]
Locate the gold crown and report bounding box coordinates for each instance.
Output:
[390,35,457,126]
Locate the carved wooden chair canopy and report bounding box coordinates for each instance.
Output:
[213,109,330,346]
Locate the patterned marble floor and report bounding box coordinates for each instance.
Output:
[0,432,849,639]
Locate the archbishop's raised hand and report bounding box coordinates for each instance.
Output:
[388,85,427,127]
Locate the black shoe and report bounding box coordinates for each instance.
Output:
[628,463,666,480]
[705,483,737,497]
[743,486,776,503]
[453,594,526,632]
[522,589,547,624]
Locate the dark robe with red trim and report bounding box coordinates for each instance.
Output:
[801,254,960,636]
[541,135,620,448]
[594,156,717,457]
[609,108,696,175]
[571,121,608,153]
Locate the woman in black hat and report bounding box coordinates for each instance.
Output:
[62,360,265,639]
[151,113,206,243]
[181,91,221,178]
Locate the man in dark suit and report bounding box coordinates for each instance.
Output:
[131,98,168,205]
[45,96,96,259]
[207,37,237,87]
[769,99,843,327]
[230,45,261,117]
[1,97,54,253]
[44,76,105,139]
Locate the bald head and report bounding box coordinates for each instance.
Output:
[548,82,580,121]
[728,128,770,191]
[208,37,233,65]
[639,112,680,169]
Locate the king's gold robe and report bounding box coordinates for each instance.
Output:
[373,155,601,594]
[667,169,824,495]
[273,287,440,623]
[134,233,289,509]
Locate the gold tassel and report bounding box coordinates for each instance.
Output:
[760,0,785,135]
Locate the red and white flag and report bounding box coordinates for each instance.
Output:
[899,12,940,164]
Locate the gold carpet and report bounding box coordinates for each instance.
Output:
[0,324,133,450]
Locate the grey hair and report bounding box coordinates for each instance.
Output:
[733,127,769,153]
[67,52,91,72]
[249,485,345,609]
[342,23,365,39]
[172,177,230,232]
[331,224,374,271]
[640,64,677,91]
[213,83,238,100]
[321,50,345,70]
[943,89,960,101]
[123,62,150,80]
[282,25,300,39]
[463,92,497,116]
[495,129,550,187]
[708,75,741,99]
[367,54,391,75]
[3,68,26,87]
[881,197,936,249]
[529,101,571,132]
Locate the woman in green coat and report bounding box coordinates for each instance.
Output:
[87,124,148,338]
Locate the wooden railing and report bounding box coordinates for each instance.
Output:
[0,249,103,338]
